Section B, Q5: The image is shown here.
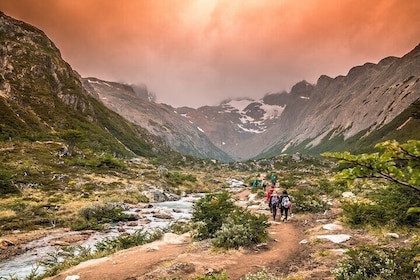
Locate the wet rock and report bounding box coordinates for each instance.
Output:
[153,213,173,220]
[127,221,138,227]
[142,189,180,203]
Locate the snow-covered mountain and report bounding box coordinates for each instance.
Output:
[82,78,233,161]
[82,44,419,161]
[177,46,420,160]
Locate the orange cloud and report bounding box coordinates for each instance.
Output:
[1,0,419,107]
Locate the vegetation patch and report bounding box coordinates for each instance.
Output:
[191,191,269,249]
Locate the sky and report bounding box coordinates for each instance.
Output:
[1,0,420,108]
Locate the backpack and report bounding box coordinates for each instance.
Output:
[281,196,291,208]
[271,194,279,206]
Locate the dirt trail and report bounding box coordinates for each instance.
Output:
[46,190,304,280]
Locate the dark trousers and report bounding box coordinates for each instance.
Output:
[280,206,289,220]
[271,204,278,220]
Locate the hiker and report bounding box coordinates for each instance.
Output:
[262,179,267,191]
[279,190,292,222]
[266,185,275,210]
[270,174,277,186]
[269,190,280,220]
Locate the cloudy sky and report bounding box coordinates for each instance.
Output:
[1,0,420,108]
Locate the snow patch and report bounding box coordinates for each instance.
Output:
[88,79,111,87]
[260,104,285,120]
[237,124,265,134]
[197,126,204,133]
[224,99,254,112]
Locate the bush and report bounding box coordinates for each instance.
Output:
[342,185,420,228]
[165,171,197,187]
[94,228,164,252]
[72,203,135,230]
[0,169,19,195]
[318,179,348,197]
[212,209,269,249]
[192,192,237,240]
[290,190,329,213]
[192,192,269,249]
[243,267,278,280]
[332,241,420,280]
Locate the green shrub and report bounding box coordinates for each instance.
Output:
[290,190,329,213]
[94,228,164,252]
[165,171,197,187]
[332,241,420,280]
[192,192,269,249]
[192,192,237,240]
[97,154,125,169]
[212,209,269,249]
[72,203,135,230]
[318,179,348,197]
[342,185,420,228]
[0,169,19,196]
[243,267,278,280]
[168,221,193,234]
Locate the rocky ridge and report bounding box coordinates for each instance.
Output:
[84,46,420,161]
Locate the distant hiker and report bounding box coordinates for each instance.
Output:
[279,190,292,222]
[262,179,267,191]
[269,191,280,220]
[266,185,275,209]
[270,174,277,186]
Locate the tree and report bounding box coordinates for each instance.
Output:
[323,140,420,192]
[58,129,86,156]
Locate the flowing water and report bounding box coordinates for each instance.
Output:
[0,195,199,279]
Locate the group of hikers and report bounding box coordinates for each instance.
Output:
[252,174,293,222]
[264,177,292,222]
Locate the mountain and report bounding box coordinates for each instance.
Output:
[0,11,167,158]
[82,77,233,161]
[1,11,418,162]
[80,45,419,161]
[180,46,420,160]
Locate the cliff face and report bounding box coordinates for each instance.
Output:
[82,78,233,161]
[0,12,164,158]
[81,45,419,161]
[181,45,419,160]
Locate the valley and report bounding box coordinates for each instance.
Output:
[0,10,419,280]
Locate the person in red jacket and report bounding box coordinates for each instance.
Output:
[266,185,275,211]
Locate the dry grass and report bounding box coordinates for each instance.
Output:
[0,210,16,219]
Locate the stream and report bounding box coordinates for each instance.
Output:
[0,195,199,279]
